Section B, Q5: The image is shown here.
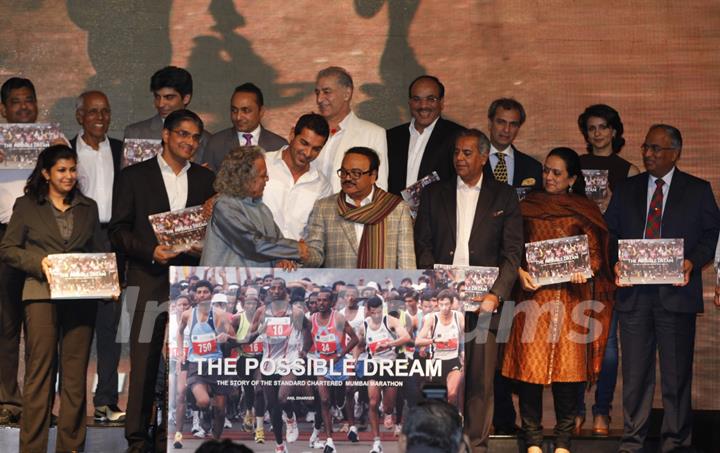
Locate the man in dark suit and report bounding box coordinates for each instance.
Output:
[605,124,720,453]
[202,82,287,171]
[70,90,126,423]
[123,66,211,163]
[110,109,216,453]
[483,98,542,190]
[415,129,523,453]
[386,75,464,195]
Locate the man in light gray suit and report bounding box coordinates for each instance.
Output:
[202,83,287,171]
[123,66,211,163]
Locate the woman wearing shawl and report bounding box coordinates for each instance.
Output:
[501,147,615,453]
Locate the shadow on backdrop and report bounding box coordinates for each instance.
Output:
[186,0,314,132]
[51,0,172,138]
[354,0,426,128]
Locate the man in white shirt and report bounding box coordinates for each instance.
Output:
[414,129,523,453]
[70,90,126,423]
[313,66,388,192]
[202,82,288,171]
[386,75,464,195]
[0,76,40,425]
[263,113,332,240]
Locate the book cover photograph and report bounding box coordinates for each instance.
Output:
[434,264,499,312]
[618,238,684,285]
[400,171,440,219]
[46,253,120,299]
[0,123,63,169]
[582,169,609,205]
[525,234,592,286]
[167,267,466,452]
[122,138,162,168]
[148,205,208,253]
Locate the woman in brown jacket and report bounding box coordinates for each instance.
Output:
[0,145,107,453]
[501,147,614,453]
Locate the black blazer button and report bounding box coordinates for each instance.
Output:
[449,251,454,255]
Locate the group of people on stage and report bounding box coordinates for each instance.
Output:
[166,271,465,453]
[0,62,718,453]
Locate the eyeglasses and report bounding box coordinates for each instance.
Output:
[337,168,373,179]
[409,95,441,104]
[640,143,677,154]
[171,129,202,143]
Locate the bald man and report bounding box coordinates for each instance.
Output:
[70,90,126,423]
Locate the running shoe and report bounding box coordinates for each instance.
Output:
[173,432,183,449]
[347,425,359,442]
[286,416,299,443]
[323,438,336,453]
[370,438,383,453]
[255,426,265,444]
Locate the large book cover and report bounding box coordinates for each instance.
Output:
[525,234,592,286]
[618,238,684,284]
[0,123,63,169]
[582,169,609,206]
[122,138,162,168]
[46,253,120,299]
[148,205,208,253]
[434,264,499,312]
[400,171,440,219]
[167,267,466,452]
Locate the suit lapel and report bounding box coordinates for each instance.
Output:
[36,202,62,246]
[661,169,686,237]
[469,178,495,241]
[418,118,443,177]
[337,200,359,255]
[67,199,92,246]
[633,173,650,237]
[150,158,171,212]
[440,182,457,245]
[395,128,411,186]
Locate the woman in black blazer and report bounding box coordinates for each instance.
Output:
[0,145,107,453]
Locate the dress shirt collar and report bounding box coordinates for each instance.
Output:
[77,130,110,152]
[276,145,321,181]
[237,124,261,146]
[648,166,675,188]
[409,117,439,136]
[345,186,375,207]
[333,111,353,135]
[456,175,483,192]
[157,152,190,176]
[490,143,514,157]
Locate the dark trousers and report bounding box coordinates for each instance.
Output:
[21,299,96,453]
[493,369,518,428]
[464,313,498,453]
[518,381,582,449]
[124,269,168,453]
[577,309,619,417]
[94,298,122,407]
[0,223,23,418]
[618,290,696,453]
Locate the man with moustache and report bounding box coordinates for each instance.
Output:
[313,66,389,192]
[124,66,211,163]
[0,77,41,425]
[605,124,720,452]
[386,75,464,195]
[202,82,288,171]
[70,90,126,423]
[304,147,415,269]
[110,109,216,452]
[483,98,542,190]
[414,129,523,452]
[262,113,332,240]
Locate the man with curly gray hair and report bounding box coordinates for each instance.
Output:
[200,146,308,267]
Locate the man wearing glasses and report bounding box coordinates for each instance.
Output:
[605,124,720,452]
[386,75,464,195]
[304,147,415,269]
[110,109,216,453]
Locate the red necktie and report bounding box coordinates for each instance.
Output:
[644,179,664,239]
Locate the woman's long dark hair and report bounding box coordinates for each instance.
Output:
[25,144,80,205]
[547,147,586,196]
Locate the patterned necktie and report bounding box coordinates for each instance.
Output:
[494,152,508,183]
[242,133,253,146]
[644,179,665,239]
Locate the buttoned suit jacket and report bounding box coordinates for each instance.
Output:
[123,113,212,163]
[304,192,416,269]
[202,125,288,172]
[605,169,720,313]
[0,193,105,300]
[386,116,465,195]
[314,111,389,193]
[482,144,543,189]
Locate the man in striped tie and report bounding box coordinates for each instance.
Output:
[605,124,720,453]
